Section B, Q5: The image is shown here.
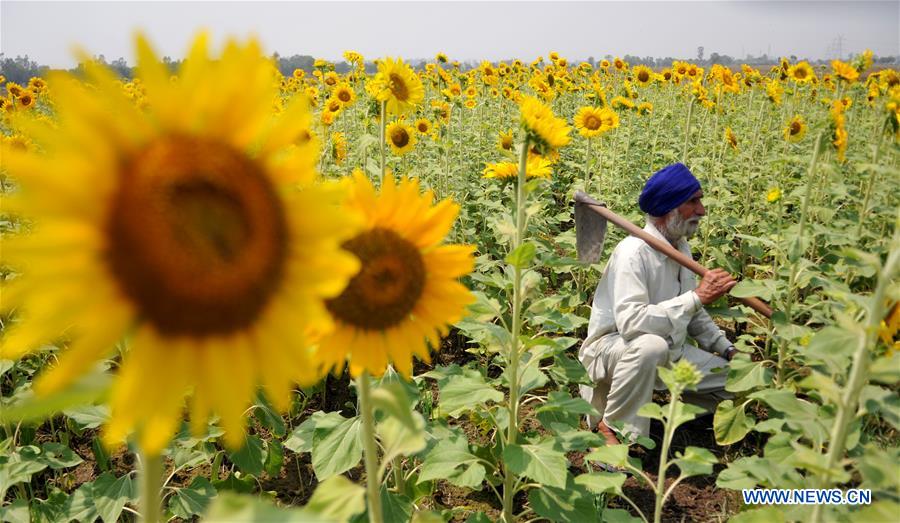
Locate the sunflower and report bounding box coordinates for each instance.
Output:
[610,95,635,110]
[831,60,859,83]
[17,90,36,109]
[638,102,653,115]
[613,58,627,71]
[322,72,339,87]
[833,125,848,162]
[28,77,47,93]
[435,52,449,63]
[789,61,816,83]
[326,97,343,114]
[518,95,571,152]
[331,131,348,165]
[343,50,364,67]
[717,67,740,94]
[766,79,784,105]
[783,115,807,142]
[766,187,782,203]
[431,100,451,123]
[482,155,553,180]
[724,127,738,150]
[7,82,23,98]
[333,83,356,107]
[479,61,498,86]
[574,106,607,137]
[632,65,653,87]
[305,86,320,107]
[3,134,32,151]
[374,57,424,116]
[686,64,701,80]
[529,77,555,101]
[0,34,362,455]
[415,118,432,135]
[315,173,474,378]
[497,130,515,151]
[386,120,417,155]
[464,99,477,109]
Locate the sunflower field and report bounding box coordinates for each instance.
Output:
[1,36,899,523]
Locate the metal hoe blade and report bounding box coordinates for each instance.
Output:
[574,198,608,264]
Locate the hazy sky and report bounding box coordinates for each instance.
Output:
[2,1,898,68]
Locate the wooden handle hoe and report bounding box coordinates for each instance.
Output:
[574,191,773,319]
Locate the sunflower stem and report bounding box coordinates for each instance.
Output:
[854,119,889,244]
[358,372,384,523]
[501,139,530,523]
[138,450,163,523]
[779,132,822,385]
[379,100,387,184]
[681,97,694,164]
[584,136,592,190]
[810,211,899,523]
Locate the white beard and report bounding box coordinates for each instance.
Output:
[661,210,701,242]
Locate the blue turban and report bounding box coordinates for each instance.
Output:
[638,163,701,217]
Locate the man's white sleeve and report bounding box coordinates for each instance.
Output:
[613,254,702,345]
[687,309,732,356]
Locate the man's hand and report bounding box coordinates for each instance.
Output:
[695,268,737,305]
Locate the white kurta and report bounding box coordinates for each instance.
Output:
[578,222,732,436]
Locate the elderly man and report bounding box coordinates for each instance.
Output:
[579,163,738,446]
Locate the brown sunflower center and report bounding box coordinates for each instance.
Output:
[391,127,410,148]
[584,114,601,130]
[106,136,287,337]
[795,68,807,79]
[418,122,429,132]
[790,121,802,135]
[326,228,425,330]
[389,73,410,101]
[338,90,351,102]
[637,71,650,82]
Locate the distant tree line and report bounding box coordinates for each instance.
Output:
[3,50,898,85]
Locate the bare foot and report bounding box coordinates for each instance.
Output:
[595,420,621,446]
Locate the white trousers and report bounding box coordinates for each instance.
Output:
[578,333,731,438]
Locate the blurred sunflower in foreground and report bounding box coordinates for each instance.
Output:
[315,173,475,378]
[0,33,362,455]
